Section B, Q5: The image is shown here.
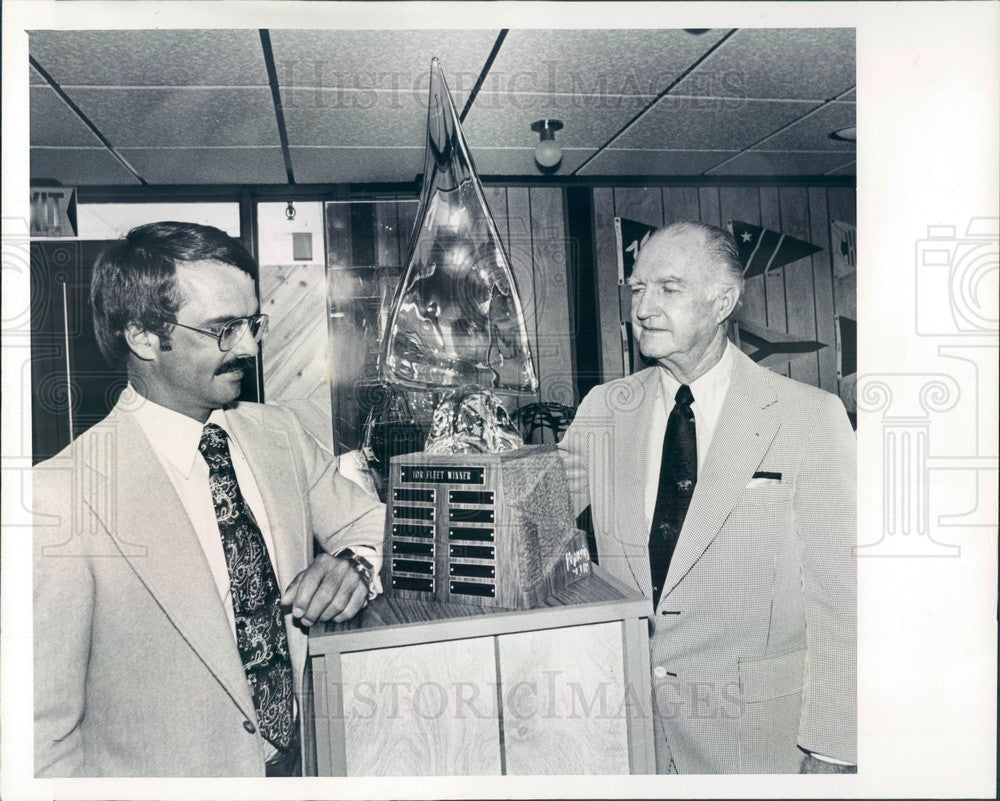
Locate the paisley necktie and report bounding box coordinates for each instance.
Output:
[198,423,295,752]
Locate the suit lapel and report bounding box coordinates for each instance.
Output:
[613,369,662,591]
[661,349,780,597]
[224,404,311,685]
[103,410,256,720]
[223,405,309,590]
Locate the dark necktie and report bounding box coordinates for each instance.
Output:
[648,384,697,605]
[198,423,295,752]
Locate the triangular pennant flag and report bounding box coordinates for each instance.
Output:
[736,317,827,371]
[615,217,658,282]
[730,220,822,279]
[381,59,537,393]
[836,315,857,377]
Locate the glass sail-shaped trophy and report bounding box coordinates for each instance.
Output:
[380,58,538,395]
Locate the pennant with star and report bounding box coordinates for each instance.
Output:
[730,220,822,279]
[615,217,658,283]
[736,318,827,371]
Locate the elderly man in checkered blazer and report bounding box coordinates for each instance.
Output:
[559,221,856,773]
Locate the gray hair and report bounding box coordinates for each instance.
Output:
[646,221,745,318]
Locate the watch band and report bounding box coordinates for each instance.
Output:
[335,547,376,591]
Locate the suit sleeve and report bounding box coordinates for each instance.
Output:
[33,466,93,777]
[285,409,385,560]
[794,393,857,764]
[556,388,597,519]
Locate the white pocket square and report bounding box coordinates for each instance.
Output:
[747,476,783,488]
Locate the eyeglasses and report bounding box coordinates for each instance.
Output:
[171,314,270,352]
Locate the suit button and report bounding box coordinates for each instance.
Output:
[653,666,668,679]
[243,720,257,734]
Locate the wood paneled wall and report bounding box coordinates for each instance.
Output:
[593,185,856,404]
[317,189,573,454]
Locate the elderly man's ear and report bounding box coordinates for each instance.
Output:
[124,324,159,362]
[714,286,740,324]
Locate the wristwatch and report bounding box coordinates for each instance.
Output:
[335,547,376,592]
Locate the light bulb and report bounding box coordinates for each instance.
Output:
[534,139,562,168]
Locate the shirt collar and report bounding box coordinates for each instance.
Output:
[124,384,230,478]
[657,339,735,411]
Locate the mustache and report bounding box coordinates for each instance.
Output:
[214,357,256,376]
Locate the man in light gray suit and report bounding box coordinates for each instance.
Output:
[559,221,856,773]
[33,222,384,777]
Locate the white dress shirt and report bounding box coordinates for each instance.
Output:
[128,392,281,636]
[643,340,735,531]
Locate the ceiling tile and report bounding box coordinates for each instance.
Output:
[707,150,857,176]
[283,89,436,148]
[290,146,424,183]
[28,30,268,86]
[268,29,500,94]
[30,86,102,146]
[31,147,140,185]
[750,101,855,152]
[577,149,737,176]
[64,88,280,147]
[826,159,856,175]
[463,91,649,148]
[485,29,730,96]
[470,147,594,176]
[119,148,287,184]
[673,28,855,101]
[613,96,817,151]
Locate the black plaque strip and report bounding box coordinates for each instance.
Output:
[449,527,495,542]
[450,581,495,598]
[392,523,433,538]
[393,558,434,575]
[448,490,495,505]
[393,488,435,503]
[400,465,485,485]
[449,508,494,523]
[393,505,435,521]
[393,576,434,593]
[392,540,434,556]
[449,544,495,560]
[450,563,495,579]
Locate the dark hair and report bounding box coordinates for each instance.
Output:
[90,221,257,368]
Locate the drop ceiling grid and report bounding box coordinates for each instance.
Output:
[608,96,821,152]
[267,29,503,94]
[30,86,105,147]
[669,27,856,101]
[120,147,288,184]
[462,90,652,150]
[481,28,731,96]
[27,28,858,183]
[748,101,856,152]
[30,147,141,185]
[58,87,282,148]
[28,30,270,87]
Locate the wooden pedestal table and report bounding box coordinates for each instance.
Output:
[305,564,655,775]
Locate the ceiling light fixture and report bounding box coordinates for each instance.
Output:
[829,126,856,142]
[531,119,564,169]
[285,200,296,220]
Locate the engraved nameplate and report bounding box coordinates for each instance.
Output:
[400,466,485,485]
